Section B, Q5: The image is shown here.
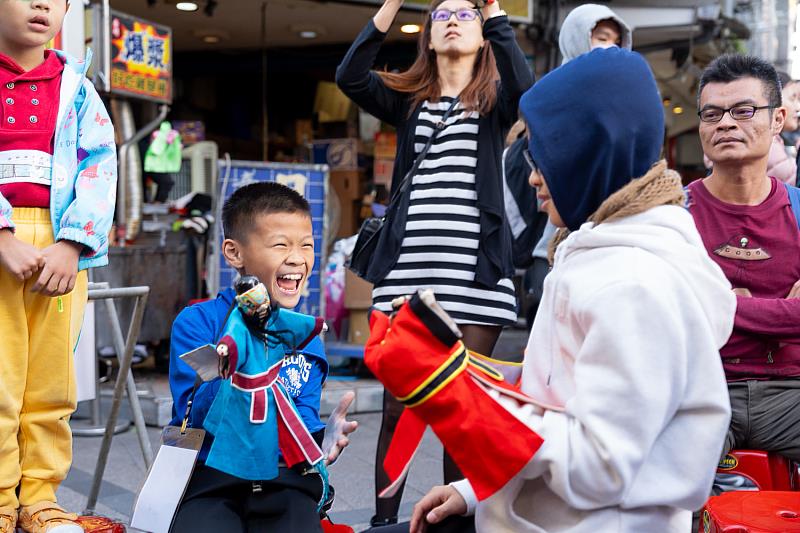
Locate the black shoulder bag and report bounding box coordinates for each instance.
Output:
[347,97,461,279]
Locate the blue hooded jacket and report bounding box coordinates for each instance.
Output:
[519,47,664,231]
[168,288,328,462]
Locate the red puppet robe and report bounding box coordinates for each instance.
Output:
[365,290,555,501]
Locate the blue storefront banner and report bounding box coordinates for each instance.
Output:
[216,161,329,317]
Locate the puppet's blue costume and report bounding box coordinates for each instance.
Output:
[202,286,328,497]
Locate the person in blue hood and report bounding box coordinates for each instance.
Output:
[168,182,357,533]
[408,47,734,533]
[521,46,664,234]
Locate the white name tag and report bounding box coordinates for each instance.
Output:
[0,149,52,186]
[131,427,205,533]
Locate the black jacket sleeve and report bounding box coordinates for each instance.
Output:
[484,15,534,129]
[335,19,408,127]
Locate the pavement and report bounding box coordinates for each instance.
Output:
[57,327,531,532]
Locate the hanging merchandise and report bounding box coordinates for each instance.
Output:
[145,121,183,173]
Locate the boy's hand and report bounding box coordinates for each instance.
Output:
[410,485,468,533]
[32,240,84,296]
[0,229,45,281]
[322,391,359,466]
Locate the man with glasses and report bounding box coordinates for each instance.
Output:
[689,54,800,464]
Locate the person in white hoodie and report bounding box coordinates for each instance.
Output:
[408,47,735,533]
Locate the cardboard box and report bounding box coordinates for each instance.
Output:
[374,132,397,159]
[314,82,353,123]
[337,197,359,238]
[294,119,313,146]
[348,309,371,345]
[330,170,362,201]
[345,269,373,309]
[330,170,362,238]
[312,139,359,170]
[374,158,395,187]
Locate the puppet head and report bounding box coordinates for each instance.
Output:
[235,275,272,327]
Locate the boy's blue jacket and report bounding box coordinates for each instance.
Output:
[0,49,117,270]
[169,288,329,461]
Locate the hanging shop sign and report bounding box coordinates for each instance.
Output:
[109,11,173,103]
[346,0,533,23]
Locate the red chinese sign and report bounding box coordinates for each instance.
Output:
[110,12,172,103]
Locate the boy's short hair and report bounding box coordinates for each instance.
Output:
[222,182,311,242]
[698,54,782,108]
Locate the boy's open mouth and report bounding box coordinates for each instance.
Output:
[275,273,303,295]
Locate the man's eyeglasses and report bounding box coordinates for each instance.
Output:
[430,8,483,23]
[523,149,538,173]
[698,104,776,123]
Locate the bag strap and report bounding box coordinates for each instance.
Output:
[180,299,237,433]
[388,97,461,206]
[785,182,800,230]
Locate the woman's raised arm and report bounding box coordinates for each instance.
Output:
[335,0,408,126]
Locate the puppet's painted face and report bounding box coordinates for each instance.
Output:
[236,282,271,320]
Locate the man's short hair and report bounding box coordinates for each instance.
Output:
[698,54,782,108]
[222,182,311,242]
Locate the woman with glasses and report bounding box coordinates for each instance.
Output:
[336,0,532,527]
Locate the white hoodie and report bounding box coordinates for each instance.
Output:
[454,205,734,532]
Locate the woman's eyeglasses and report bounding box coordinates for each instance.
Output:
[523,149,538,173]
[698,104,776,123]
[430,8,483,23]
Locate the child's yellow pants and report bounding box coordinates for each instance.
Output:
[0,208,88,508]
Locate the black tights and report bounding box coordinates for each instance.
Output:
[373,324,503,522]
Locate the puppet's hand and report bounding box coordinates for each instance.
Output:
[216,343,231,378]
[322,391,359,466]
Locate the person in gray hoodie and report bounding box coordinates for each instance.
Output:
[558,4,631,65]
[527,4,633,304]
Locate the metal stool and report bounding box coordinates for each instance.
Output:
[77,284,153,515]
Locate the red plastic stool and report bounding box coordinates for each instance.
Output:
[718,450,798,491]
[700,491,800,532]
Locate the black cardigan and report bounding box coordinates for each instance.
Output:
[335,16,534,287]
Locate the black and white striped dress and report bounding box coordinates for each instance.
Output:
[372,98,518,326]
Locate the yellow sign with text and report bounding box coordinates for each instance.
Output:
[109,11,172,103]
